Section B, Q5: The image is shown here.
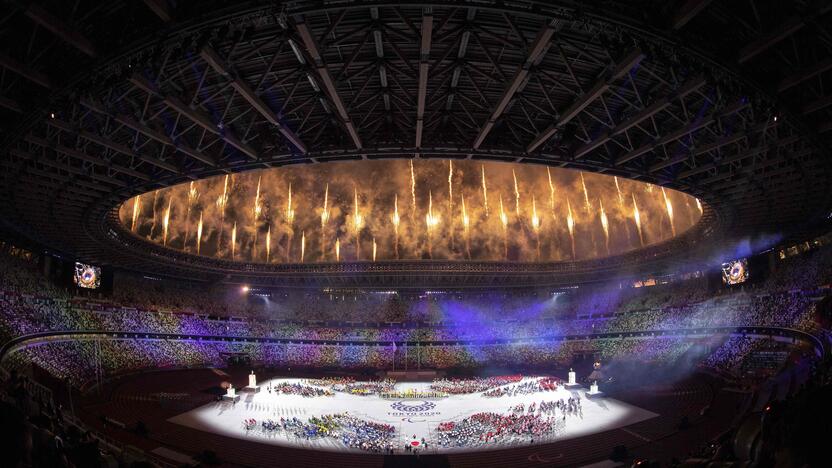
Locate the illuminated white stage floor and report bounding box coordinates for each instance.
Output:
[169,377,657,453]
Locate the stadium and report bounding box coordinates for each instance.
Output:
[0,1,831,467]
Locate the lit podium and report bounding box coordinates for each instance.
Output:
[565,368,581,388]
[243,371,261,393]
[223,384,240,401]
[585,380,605,399]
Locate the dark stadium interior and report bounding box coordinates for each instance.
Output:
[1,1,832,467]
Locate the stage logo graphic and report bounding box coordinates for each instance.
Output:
[390,401,436,413]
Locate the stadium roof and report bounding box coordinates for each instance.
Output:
[1,0,830,286]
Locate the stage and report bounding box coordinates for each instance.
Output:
[168,377,657,453]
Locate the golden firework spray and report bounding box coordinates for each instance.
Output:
[696,197,703,215]
[499,194,508,260]
[448,160,454,250]
[661,187,675,237]
[353,187,363,260]
[131,195,141,232]
[266,224,271,263]
[481,164,489,217]
[410,160,417,220]
[566,198,576,260]
[615,176,632,246]
[321,183,329,260]
[531,195,541,260]
[285,182,295,225]
[231,222,237,260]
[599,199,610,255]
[183,182,198,248]
[632,193,644,247]
[614,176,624,206]
[461,194,471,259]
[300,231,305,263]
[162,197,172,247]
[149,190,159,239]
[425,190,440,258]
[547,167,556,221]
[512,169,521,219]
[580,172,591,215]
[252,176,262,259]
[372,237,377,262]
[392,194,400,259]
[335,238,340,262]
[216,174,229,248]
[196,211,203,255]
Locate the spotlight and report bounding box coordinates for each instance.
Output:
[241,285,250,293]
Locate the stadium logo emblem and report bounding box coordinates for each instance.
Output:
[390,401,436,412]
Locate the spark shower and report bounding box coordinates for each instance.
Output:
[120,160,702,263]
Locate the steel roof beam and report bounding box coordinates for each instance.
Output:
[0,52,51,89]
[47,117,179,174]
[573,75,706,159]
[778,58,832,93]
[24,133,151,181]
[615,99,748,166]
[672,0,714,29]
[81,98,216,167]
[23,4,97,57]
[473,20,557,149]
[0,95,22,113]
[10,148,127,187]
[415,12,433,149]
[142,0,172,22]
[526,48,644,153]
[128,74,259,160]
[294,17,362,149]
[199,46,307,154]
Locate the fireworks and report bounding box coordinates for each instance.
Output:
[149,190,159,239]
[131,195,141,232]
[410,160,417,220]
[196,211,203,255]
[448,160,454,249]
[425,191,440,258]
[531,195,541,260]
[499,194,508,260]
[392,194,400,259]
[614,176,624,206]
[321,183,329,260]
[335,238,340,262]
[353,187,363,259]
[252,176,262,258]
[162,198,172,247]
[547,167,556,221]
[662,187,675,237]
[481,165,489,217]
[599,199,609,255]
[566,198,576,260]
[372,237,377,262]
[633,193,644,247]
[231,222,237,260]
[184,181,198,247]
[122,160,702,263]
[580,172,591,215]
[266,225,271,263]
[285,182,295,225]
[461,194,471,259]
[512,169,521,219]
[216,174,229,248]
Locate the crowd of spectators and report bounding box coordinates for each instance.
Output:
[0,244,828,390]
